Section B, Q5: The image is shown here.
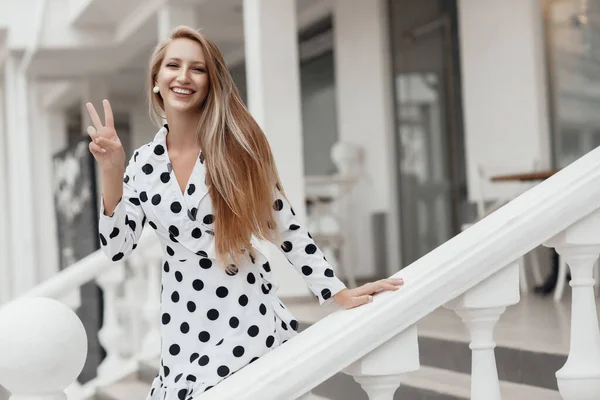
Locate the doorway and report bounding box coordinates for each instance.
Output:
[388,0,467,265]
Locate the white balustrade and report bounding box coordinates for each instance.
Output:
[445,261,520,400]
[10,143,600,400]
[344,325,420,399]
[138,247,162,359]
[120,264,145,358]
[545,208,600,400]
[0,297,87,400]
[96,261,127,382]
[0,231,164,396]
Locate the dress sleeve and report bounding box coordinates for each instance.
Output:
[98,152,146,262]
[271,187,347,305]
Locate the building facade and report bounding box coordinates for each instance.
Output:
[0,0,591,304]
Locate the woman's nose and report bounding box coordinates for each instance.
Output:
[177,69,191,83]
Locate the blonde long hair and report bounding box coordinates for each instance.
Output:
[148,26,285,264]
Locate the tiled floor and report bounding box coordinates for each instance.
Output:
[286,291,582,355]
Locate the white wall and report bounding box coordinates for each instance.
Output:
[333,0,400,277]
[0,81,10,305]
[458,0,551,201]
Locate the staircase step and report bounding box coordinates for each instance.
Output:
[399,366,562,400]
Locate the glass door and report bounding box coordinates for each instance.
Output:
[388,0,467,265]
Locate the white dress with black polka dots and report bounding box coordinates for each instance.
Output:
[98,125,347,400]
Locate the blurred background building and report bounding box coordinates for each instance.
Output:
[0,0,599,398]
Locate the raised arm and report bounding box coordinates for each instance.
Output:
[87,99,146,261]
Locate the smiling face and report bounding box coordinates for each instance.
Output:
[155,38,210,115]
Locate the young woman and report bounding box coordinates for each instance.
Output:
[88,26,403,399]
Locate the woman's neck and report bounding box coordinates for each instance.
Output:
[164,110,202,152]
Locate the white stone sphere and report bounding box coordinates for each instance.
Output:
[0,297,87,394]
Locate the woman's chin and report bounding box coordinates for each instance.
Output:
[166,100,202,114]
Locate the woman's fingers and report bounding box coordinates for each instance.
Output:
[375,282,402,292]
[95,136,121,149]
[349,295,373,309]
[335,277,405,309]
[355,278,404,296]
[103,99,114,128]
[89,141,106,155]
[356,281,383,296]
[87,125,97,139]
[86,102,103,131]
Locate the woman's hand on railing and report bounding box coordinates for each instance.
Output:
[333,278,404,309]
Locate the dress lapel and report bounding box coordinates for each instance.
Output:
[182,150,209,222]
[138,125,216,258]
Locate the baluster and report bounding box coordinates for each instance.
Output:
[96,261,127,381]
[140,248,162,359]
[343,325,420,399]
[544,208,600,400]
[445,261,520,400]
[0,297,87,400]
[124,252,149,358]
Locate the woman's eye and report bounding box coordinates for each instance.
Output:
[167,63,178,68]
[194,68,206,72]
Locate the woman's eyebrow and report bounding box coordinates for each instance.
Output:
[165,57,206,65]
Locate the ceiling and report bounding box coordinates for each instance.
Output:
[29,0,332,110]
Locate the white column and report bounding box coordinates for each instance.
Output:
[4,55,37,295]
[243,0,311,297]
[29,83,65,282]
[0,81,10,305]
[332,0,400,278]
[157,4,198,40]
[458,0,551,202]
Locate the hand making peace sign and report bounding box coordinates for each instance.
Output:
[86,99,126,173]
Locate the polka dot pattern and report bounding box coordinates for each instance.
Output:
[98,126,347,398]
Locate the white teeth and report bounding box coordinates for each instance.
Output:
[172,88,193,95]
